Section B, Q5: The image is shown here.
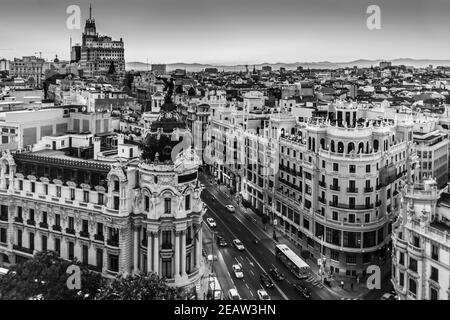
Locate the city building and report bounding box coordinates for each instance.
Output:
[273,101,415,276]
[0,59,10,72]
[0,96,205,291]
[391,177,450,300]
[80,6,125,78]
[151,64,167,76]
[9,56,45,87]
[71,44,82,63]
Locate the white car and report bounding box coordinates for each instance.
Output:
[206,217,216,228]
[233,239,245,250]
[232,264,244,279]
[257,289,271,300]
[226,205,235,212]
[228,288,241,300]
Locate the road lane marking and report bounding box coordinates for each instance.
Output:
[250,270,255,276]
[245,283,250,289]
[250,291,254,297]
[234,257,240,264]
[286,279,291,285]
[204,202,289,300]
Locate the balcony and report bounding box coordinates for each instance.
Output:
[52,225,62,232]
[319,181,326,188]
[107,239,119,247]
[14,216,23,223]
[39,222,49,229]
[318,197,326,204]
[0,215,7,222]
[376,200,382,207]
[26,219,36,226]
[94,234,104,242]
[330,185,340,191]
[13,244,34,255]
[66,228,76,235]
[80,230,90,238]
[347,188,359,193]
[364,187,374,193]
[408,243,423,257]
[161,243,172,250]
[329,202,374,210]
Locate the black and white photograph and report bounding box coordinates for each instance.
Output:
[0,0,449,314]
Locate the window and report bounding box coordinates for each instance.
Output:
[17,206,22,219]
[82,245,89,264]
[44,184,48,195]
[68,242,74,260]
[42,235,47,251]
[348,214,355,223]
[82,219,89,233]
[185,195,191,211]
[331,250,339,261]
[96,249,103,269]
[0,228,6,243]
[349,165,356,173]
[409,257,417,272]
[19,180,23,190]
[54,238,61,256]
[29,209,35,222]
[97,223,103,236]
[430,287,438,300]
[68,217,74,230]
[332,211,338,221]
[303,219,310,230]
[408,278,417,296]
[366,164,371,173]
[164,198,171,214]
[162,258,172,279]
[42,211,47,224]
[108,254,119,272]
[399,252,404,266]
[56,186,61,197]
[162,231,172,249]
[430,266,439,282]
[333,163,339,171]
[70,188,75,200]
[83,191,89,203]
[145,196,150,211]
[55,214,60,227]
[29,232,34,251]
[399,272,404,287]
[17,230,22,247]
[31,182,35,193]
[346,254,356,264]
[431,244,439,261]
[322,160,325,168]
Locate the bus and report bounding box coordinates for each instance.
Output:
[275,244,310,279]
[207,275,223,300]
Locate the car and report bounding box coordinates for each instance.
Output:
[228,288,241,300]
[293,283,311,299]
[206,217,216,228]
[216,235,228,247]
[260,272,274,288]
[269,267,285,281]
[380,293,397,300]
[207,254,218,262]
[232,239,245,250]
[226,205,235,212]
[232,264,244,279]
[257,289,271,300]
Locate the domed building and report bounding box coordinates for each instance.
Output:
[0,90,206,293]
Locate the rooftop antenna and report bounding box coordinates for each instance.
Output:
[89,4,92,20]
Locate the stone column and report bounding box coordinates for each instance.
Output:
[181,230,186,277]
[174,231,180,277]
[195,225,202,268]
[133,226,139,274]
[147,232,152,273]
[153,231,159,275]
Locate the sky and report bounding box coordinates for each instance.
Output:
[0,0,449,64]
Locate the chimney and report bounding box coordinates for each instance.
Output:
[93,137,101,160]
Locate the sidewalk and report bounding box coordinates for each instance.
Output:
[200,172,373,299]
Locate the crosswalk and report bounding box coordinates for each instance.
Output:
[304,275,325,289]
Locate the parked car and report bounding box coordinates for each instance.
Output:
[293,283,311,299]
[207,254,218,262]
[206,217,216,228]
[269,267,285,281]
[233,239,245,251]
[216,235,228,247]
[228,288,241,300]
[232,264,244,279]
[380,293,397,300]
[226,205,235,212]
[260,272,274,288]
[257,289,271,300]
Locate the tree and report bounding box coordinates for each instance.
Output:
[95,273,187,300]
[0,251,104,300]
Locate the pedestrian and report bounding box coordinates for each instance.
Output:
[351,282,354,291]
[341,281,344,289]
[356,276,360,284]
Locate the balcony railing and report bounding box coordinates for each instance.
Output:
[364,187,374,193]
[0,215,8,222]
[94,234,104,242]
[376,200,382,207]
[347,188,359,193]
[318,197,326,204]
[319,181,326,188]
[329,202,374,210]
[13,244,33,254]
[52,225,62,232]
[39,222,49,229]
[14,216,23,223]
[80,231,90,238]
[330,185,340,191]
[26,219,36,226]
[107,239,119,247]
[161,243,172,250]
[66,228,76,235]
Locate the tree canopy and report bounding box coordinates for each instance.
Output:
[0,251,187,300]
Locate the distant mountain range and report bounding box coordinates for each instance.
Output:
[126,58,450,73]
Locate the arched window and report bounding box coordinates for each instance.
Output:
[374,139,379,152]
[348,142,355,154]
[312,138,316,151]
[291,128,295,135]
[308,137,311,150]
[358,142,364,154]
[320,138,326,150]
[331,140,335,152]
[338,142,344,153]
